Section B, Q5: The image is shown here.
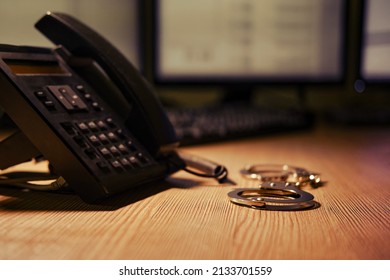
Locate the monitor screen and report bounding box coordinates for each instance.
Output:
[359,0,390,83]
[153,0,346,84]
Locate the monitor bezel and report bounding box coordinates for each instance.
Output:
[355,0,390,89]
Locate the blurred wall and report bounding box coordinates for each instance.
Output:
[0,0,140,67]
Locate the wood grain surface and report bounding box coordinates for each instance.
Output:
[0,125,389,259]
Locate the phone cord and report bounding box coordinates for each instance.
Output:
[177,152,228,183]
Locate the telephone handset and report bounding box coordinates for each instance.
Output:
[0,12,226,203]
[34,12,177,156]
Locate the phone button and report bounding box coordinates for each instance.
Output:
[73,135,87,148]
[126,140,137,152]
[88,135,101,146]
[98,133,110,144]
[119,158,132,169]
[84,147,98,159]
[44,100,56,111]
[48,85,88,112]
[110,160,123,172]
[35,91,47,100]
[116,129,126,139]
[107,132,118,143]
[87,121,99,132]
[105,118,116,128]
[96,120,107,130]
[99,147,112,159]
[91,102,103,111]
[84,93,92,100]
[77,122,89,133]
[109,146,121,156]
[136,152,149,165]
[128,156,140,168]
[117,144,129,154]
[61,122,76,135]
[76,85,86,93]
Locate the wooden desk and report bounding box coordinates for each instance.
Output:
[0,125,389,259]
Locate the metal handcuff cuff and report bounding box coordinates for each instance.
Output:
[228,164,321,211]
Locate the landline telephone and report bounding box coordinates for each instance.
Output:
[0,12,227,203]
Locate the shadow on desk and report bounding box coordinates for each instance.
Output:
[0,177,201,212]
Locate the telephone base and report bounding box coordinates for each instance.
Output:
[0,114,42,170]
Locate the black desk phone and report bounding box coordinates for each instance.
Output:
[0,12,227,203]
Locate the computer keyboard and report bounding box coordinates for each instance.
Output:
[166,103,314,145]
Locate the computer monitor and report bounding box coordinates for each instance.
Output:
[355,0,390,92]
[150,0,347,102]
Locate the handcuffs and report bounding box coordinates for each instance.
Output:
[228,164,322,211]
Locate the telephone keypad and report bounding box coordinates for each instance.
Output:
[33,81,153,177]
[62,116,151,175]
